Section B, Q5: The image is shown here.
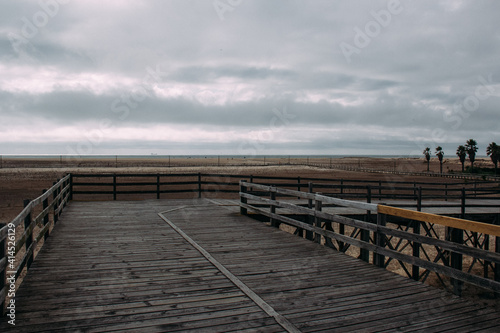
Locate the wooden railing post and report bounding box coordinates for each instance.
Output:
[361,186,370,263]
[417,187,422,212]
[113,174,117,201]
[378,180,382,199]
[69,174,73,201]
[366,185,372,206]
[270,190,278,228]
[450,227,464,296]
[198,173,202,199]
[43,189,49,241]
[445,184,448,201]
[240,180,247,216]
[53,181,59,224]
[156,174,160,199]
[340,179,344,199]
[61,177,67,208]
[495,214,500,290]
[374,212,386,268]
[413,188,422,281]
[461,187,466,219]
[24,199,34,269]
[297,176,301,199]
[314,198,322,244]
[305,183,314,241]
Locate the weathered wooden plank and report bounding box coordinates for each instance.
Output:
[379,204,500,236]
[3,199,499,333]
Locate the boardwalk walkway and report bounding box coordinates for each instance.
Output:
[2,199,499,332]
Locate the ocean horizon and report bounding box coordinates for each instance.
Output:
[0,154,489,159]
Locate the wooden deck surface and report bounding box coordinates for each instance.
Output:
[2,199,499,332]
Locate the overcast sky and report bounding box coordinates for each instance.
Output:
[1,0,498,156]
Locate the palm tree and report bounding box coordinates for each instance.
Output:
[456,145,466,172]
[435,146,444,174]
[423,147,431,172]
[486,142,499,175]
[465,139,478,171]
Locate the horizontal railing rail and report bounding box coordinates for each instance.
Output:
[0,174,71,315]
[239,181,500,296]
[70,173,500,203]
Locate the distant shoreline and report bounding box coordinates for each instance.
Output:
[0,154,489,159]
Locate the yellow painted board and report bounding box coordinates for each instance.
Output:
[378,205,500,237]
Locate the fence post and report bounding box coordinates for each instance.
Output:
[360,186,371,263]
[69,174,73,201]
[314,198,322,244]
[378,180,382,199]
[53,181,59,224]
[198,173,202,199]
[461,187,466,219]
[240,180,247,216]
[61,177,67,208]
[306,183,314,241]
[366,186,372,207]
[24,199,34,269]
[375,212,386,268]
[417,187,422,212]
[445,184,448,201]
[270,190,278,228]
[0,222,6,315]
[412,188,422,281]
[43,189,49,241]
[308,182,314,210]
[340,179,344,199]
[495,228,500,291]
[156,175,160,199]
[297,177,301,199]
[113,175,117,201]
[494,214,500,292]
[450,227,464,296]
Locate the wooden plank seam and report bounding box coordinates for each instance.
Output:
[158,209,301,333]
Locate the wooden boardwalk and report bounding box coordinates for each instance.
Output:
[2,199,499,332]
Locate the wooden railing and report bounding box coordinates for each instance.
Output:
[0,175,71,314]
[239,181,500,296]
[70,173,499,208]
[1,173,498,315]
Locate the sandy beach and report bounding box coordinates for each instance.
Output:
[0,156,495,222]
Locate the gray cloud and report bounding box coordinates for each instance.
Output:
[1,0,499,156]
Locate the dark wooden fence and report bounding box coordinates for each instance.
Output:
[70,173,500,212]
[239,181,500,296]
[0,175,71,314]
